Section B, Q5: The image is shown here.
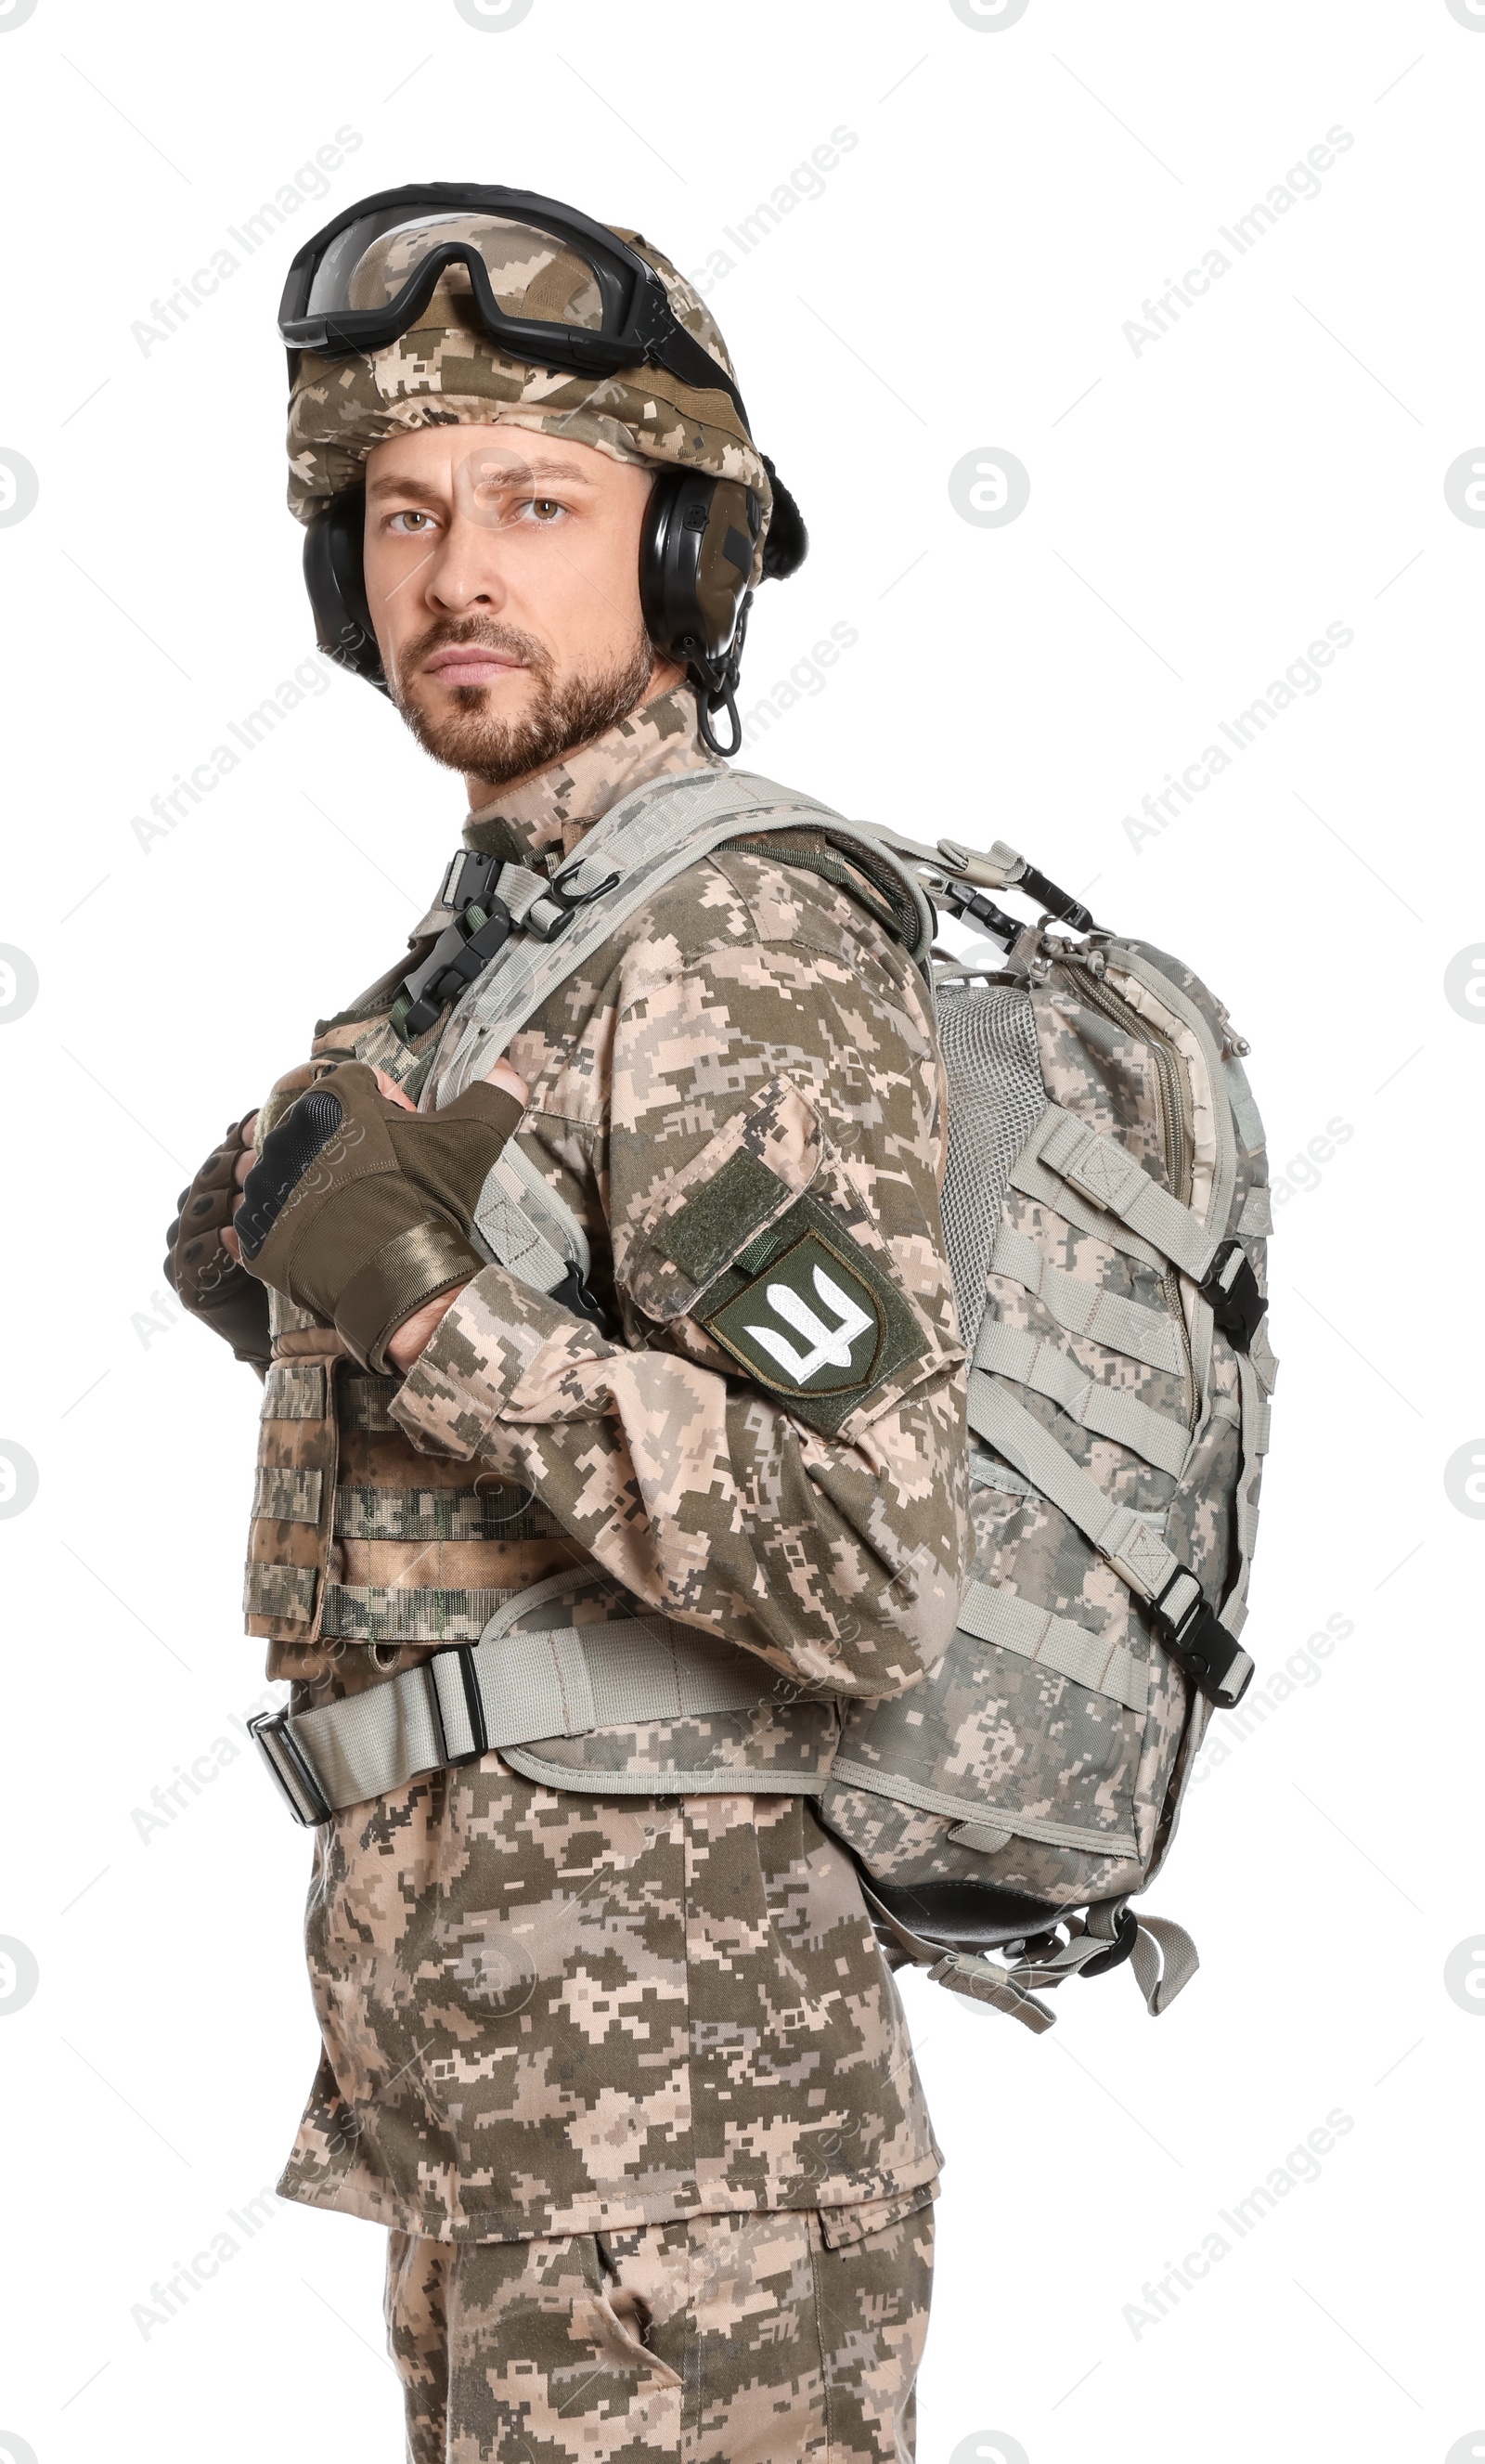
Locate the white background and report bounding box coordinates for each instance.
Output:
[0,2,1481,2458]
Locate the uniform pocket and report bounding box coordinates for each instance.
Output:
[816,2178,938,2251]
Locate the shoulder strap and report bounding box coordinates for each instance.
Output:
[429,768,934,1107]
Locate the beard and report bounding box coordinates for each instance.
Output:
[391,616,660,792]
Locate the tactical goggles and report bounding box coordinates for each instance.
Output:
[279,183,751,433]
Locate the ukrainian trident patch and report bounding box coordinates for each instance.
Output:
[691,1195,928,1433]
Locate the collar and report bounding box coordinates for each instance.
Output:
[461,681,720,867]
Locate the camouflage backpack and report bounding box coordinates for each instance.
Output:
[252,770,1274,2035]
[816,825,1276,2031]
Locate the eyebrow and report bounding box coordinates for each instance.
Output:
[367,457,598,503]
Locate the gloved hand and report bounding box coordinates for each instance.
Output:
[234,1060,523,1373]
[164,1115,273,1368]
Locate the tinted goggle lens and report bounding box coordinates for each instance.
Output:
[303,209,607,331]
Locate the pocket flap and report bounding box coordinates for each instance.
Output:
[622,1075,823,1325]
[817,2177,939,2250]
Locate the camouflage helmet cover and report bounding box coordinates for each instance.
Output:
[286,214,774,582]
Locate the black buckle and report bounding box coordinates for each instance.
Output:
[396,900,514,1040]
[1199,1238,1267,1351]
[547,1262,614,1335]
[1078,1904,1139,1979]
[248,1709,332,1826]
[949,885,1022,950]
[1016,862,1096,933]
[1150,1573,1254,1709]
[428,1644,490,1768]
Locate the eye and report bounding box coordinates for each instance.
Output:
[388,509,437,535]
[520,497,567,525]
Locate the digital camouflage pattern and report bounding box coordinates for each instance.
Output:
[822,941,1273,1923]
[287,222,774,579]
[263,683,962,2241]
[386,2184,935,2462]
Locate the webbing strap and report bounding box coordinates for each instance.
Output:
[252,1465,324,1526]
[974,1322,1190,1480]
[1011,1149,1166,1271]
[318,1584,520,1644]
[860,1880,1196,2027]
[967,1377,1255,1704]
[472,1151,572,1296]
[1237,1184,1273,1237]
[967,1376,1201,1626]
[331,1485,556,1543]
[957,1578,1148,1713]
[262,1362,325,1420]
[430,770,935,1105]
[989,1226,1186,1376]
[1034,1106,1220,1281]
[493,862,549,924]
[1221,1347,1270,1638]
[1006,1898,1200,2017]
[856,1878,1057,2034]
[251,1614,799,1822]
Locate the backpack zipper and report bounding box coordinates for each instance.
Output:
[1053,963,1197,1426]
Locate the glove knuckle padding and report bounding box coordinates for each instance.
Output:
[237,1063,523,1372]
[165,1109,272,1368]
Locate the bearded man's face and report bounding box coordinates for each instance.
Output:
[362,425,667,795]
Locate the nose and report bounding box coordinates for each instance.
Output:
[426,511,510,616]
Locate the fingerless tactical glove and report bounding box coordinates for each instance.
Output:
[164,1115,273,1369]
[235,1061,523,1372]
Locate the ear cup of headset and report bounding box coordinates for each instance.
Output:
[639,470,762,671]
[303,491,389,694]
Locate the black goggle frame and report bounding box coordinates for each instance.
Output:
[279,182,751,434]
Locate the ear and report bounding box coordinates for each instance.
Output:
[759,455,807,580]
[303,490,389,694]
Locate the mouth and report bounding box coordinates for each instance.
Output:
[423,645,527,690]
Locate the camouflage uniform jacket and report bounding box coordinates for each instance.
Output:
[267,684,967,2243]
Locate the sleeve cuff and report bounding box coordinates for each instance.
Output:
[389,1264,607,1459]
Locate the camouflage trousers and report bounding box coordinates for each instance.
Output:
[385,2186,936,2463]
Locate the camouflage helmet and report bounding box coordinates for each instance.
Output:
[286,213,775,583]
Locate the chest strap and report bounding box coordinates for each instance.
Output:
[250,1604,827,1824]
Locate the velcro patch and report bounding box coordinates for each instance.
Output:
[693,1194,927,1434]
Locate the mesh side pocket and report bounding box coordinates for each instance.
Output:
[936,982,1046,1352]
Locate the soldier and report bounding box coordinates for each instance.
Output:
[165,188,969,2462]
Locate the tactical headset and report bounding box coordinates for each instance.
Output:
[283,185,808,755]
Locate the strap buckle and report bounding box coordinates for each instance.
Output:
[427,1643,490,1768]
[395,900,513,1041]
[1199,1238,1267,1351]
[523,865,621,944]
[248,1708,332,1826]
[1077,1903,1139,1978]
[1149,1571,1255,1709]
